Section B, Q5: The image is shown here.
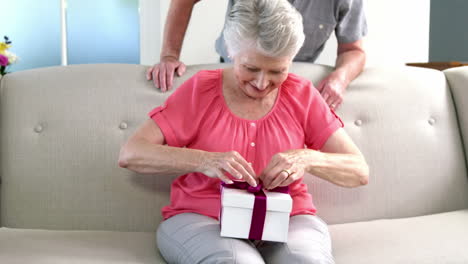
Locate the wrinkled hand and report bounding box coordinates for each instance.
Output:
[146,56,186,92]
[196,151,258,187]
[316,71,347,110]
[260,149,310,190]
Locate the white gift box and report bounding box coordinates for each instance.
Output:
[220,187,293,242]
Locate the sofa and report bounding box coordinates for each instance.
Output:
[1,63,468,263]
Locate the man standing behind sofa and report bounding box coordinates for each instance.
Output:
[147,0,367,110]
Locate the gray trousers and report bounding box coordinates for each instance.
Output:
[156,213,335,264]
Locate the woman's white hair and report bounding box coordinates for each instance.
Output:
[223,0,305,59]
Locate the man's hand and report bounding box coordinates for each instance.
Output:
[317,39,365,109]
[316,71,347,110]
[146,56,187,92]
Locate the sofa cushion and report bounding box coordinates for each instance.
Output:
[2,210,467,264]
[330,209,468,264]
[0,228,164,263]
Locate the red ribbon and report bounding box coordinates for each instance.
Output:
[222,181,289,240]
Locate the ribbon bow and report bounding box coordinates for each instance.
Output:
[221,181,289,240]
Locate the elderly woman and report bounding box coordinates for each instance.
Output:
[119,0,369,263]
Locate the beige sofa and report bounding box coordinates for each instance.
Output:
[1,63,468,263]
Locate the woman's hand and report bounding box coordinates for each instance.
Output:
[196,151,258,187]
[260,149,313,190]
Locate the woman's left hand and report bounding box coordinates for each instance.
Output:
[260,149,311,190]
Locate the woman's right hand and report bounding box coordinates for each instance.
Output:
[196,151,258,187]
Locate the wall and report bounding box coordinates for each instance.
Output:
[430,0,468,62]
[140,0,228,66]
[1,0,140,73]
[0,0,62,72]
[67,0,140,64]
[140,0,431,67]
[316,0,430,66]
[139,0,161,66]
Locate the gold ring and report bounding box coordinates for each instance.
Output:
[281,169,292,176]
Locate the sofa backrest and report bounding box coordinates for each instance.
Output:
[1,63,467,231]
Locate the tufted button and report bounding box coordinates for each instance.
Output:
[319,24,324,29]
[34,124,43,133]
[119,122,128,130]
[428,117,436,126]
[354,119,363,126]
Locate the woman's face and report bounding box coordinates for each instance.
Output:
[232,49,291,99]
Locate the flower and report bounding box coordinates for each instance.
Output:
[0,36,18,76]
[5,50,17,64]
[0,43,10,54]
[0,54,8,66]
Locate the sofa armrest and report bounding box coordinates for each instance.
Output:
[0,75,3,227]
[445,66,468,166]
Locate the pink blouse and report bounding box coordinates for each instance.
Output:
[149,69,343,220]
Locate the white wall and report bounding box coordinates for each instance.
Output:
[139,0,160,66]
[366,0,429,65]
[178,0,229,64]
[140,0,430,67]
[311,0,430,66]
[140,0,227,66]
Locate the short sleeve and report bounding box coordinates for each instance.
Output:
[335,0,368,43]
[148,71,214,147]
[303,83,344,150]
